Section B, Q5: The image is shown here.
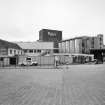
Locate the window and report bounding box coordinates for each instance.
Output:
[82,41,85,47]
[100,37,102,41]
[26,57,31,61]
[37,49,41,53]
[34,50,36,53]
[18,51,19,54]
[91,37,94,48]
[0,57,3,61]
[21,51,23,55]
[10,50,12,54]
[14,50,16,54]
[29,50,33,53]
[24,50,27,53]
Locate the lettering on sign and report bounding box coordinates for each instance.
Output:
[48,32,56,36]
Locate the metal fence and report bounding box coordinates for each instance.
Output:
[0,56,56,69]
[18,56,55,66]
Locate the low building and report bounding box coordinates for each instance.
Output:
[0,39,23,66]
[58,34,104,63]
[16,41,59,66]
[16,41,57,56]
[0,39,23,56]
[53,53,94,64]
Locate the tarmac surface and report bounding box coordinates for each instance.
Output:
[0,64,105,105]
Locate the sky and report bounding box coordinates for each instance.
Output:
[0,0,105,44]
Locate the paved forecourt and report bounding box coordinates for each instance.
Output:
[0,64,105,105]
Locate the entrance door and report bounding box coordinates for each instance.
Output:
[10,57,16,65]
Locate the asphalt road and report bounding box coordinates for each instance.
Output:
[0,64,105,105]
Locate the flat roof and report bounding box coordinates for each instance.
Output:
[40,29,62,32]
[90,48,105,50]
[53,53,94,56]
[0,55,10,57]
[59,36,94,43]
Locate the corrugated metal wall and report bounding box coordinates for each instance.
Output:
[18,56,55,65]
[0,57,9,67]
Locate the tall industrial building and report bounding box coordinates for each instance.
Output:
[39,29,62,53]
[59,34,104,54]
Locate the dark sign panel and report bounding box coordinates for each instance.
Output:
[39,29,62,42]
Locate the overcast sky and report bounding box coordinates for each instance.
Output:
[0,0,105,43]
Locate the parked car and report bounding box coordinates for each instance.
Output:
[31,61,38,66]
[19,61,38,66]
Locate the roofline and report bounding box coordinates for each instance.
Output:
[53,53,94,56]
[90,48,105,50]
[58,36,95,43]
[39,29,62,32]
[22,48,59,50]
[0,39,22,49]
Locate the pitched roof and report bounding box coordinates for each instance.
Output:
[0,39,22,49]
[15,41,54,49]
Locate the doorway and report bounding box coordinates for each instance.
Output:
[10,57,17,65]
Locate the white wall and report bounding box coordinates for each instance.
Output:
[23,49,53,56]
[75,39,82,53]
[58,43,62,53]
[62,42,66,53]
[70,40,75,53]
[65,41,70,53]
[8,48,23,56]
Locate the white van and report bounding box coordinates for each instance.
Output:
[19,57,38,66]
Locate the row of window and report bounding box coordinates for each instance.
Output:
[24,49,41,53]
[9,49,22,55]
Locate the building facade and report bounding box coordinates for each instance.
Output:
[59,34,104,54]
[0,39,23,66]
[16,41,58,65]
[39,29,62,42]
[0,39,23,56]
[16,41,56,56]
[39,29,62,53]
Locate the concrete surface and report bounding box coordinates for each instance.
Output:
[0,64,105,105]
